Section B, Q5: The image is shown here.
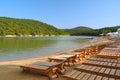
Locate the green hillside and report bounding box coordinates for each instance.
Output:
[0,17,65,36]
[0,17,120,36]
[96,26,120,34]
[63,26,120,36]
[63,26,99,36]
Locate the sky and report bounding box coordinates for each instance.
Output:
[0,0,120,29]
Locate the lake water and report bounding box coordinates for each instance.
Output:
[0,36,93,60]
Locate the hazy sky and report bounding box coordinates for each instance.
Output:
[0,0,120,29]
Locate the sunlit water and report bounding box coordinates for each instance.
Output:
[0,36,94,60]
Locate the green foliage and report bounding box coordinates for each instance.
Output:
[63,26,120,36]
[63,26,98,36]
[0,17,65,36]
[0,17,120,36]
[96,26,120,34]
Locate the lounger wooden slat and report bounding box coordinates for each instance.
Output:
[88,57,120,63]
[99,67,106,73]
[109,69,116,75]
[79,73,91,80]
[48,54,76,66]
[64,70,95,80]
[76,72,87,80]
[63,70,76,77]
[109,78,116,80]
[115,69,120,76]
[116,63,120,67]
[63,52,84,62]
[96,47,120,59]
[48,57,67,62]
[75,64,120,79]
[32,61,66,74]
[102,77,109,80]
[63,70,81,80]
[20,61,70,79]
[83,60,120,69]
[104,68,111,74]
[20,64,58,79]
[87,74,97,80]
[63,70,115,80]
[32,62,60,66]
[96,54,120,59]
[95,75,103,80]
[20,65,49,71]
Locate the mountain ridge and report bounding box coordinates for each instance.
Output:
[0,17,65,36]
[0,17,120,36]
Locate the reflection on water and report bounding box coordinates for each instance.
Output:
[0,36,92,60]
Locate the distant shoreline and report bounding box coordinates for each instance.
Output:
[0,35,96,38]
[0,35,69,37]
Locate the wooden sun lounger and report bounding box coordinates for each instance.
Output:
[20,62,64,79]
[88,57,120,63]
[32,61,66,74]
[103,47,120,51]
[74,48,92,59]
[48,54,76,66]
[83,60,120,69]
[62,52,84,62]
[63,70,116,80]
[75,64,120,79]
[96,48,120,59]
[96,53,120,59]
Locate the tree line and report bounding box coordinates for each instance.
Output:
[63,26,120,36]
[0,17,120,36]
[0,17,65,36]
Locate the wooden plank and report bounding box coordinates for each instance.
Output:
[99,67,106,73]
[115,69,120,76]
[76,72,86,80]
[111,63,116,67]
[71,71,81,78]
[103,62,108,66]
[82,65,89,69]
[100,62,104,65]
[102,77,109,80]
[109,78,116,80]
[95,75,102,80]
[64,70,76,77]
[32,62,60,67]
[90,66,97,71]
[104,68,111,74]
[77,65,85,69]
[20,65,49,70]
[116,63,120,68]
[107,63,112,66]
[96,61,100,64]
[80,73,91,80]
[86,66,93,70]
[109,69,116,75]
[94,67,101,72]
[89,57,119,64]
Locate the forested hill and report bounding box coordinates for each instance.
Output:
[0,17,120,36]
[0,17,65,36]
[63,26,98,36]
[63,26,120,36]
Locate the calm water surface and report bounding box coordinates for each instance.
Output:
[0,36,93,60]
